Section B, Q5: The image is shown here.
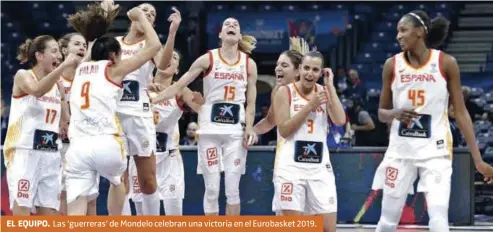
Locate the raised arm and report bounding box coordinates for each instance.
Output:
[109,7,161,83]
[323,68,346,126]
[274,86,325,138]
[179,87,203,113]
[154,7,181,70]
[151,53,210,103]
[14,54,79,97]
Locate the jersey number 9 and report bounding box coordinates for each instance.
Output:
[81,82,91,109]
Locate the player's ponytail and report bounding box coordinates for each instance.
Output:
[407,10,450,49]
[68,3,120,42]
[238,35,256,54]
[68,3,120,61]
[17,35,55,66]
[426,16,450,49]
[16,39,33,64]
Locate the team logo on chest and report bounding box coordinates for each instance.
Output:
[398,114,432,138]
[211,103,240,124]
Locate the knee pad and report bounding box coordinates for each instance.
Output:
[428,205,449,232]
[203,172,220,213]
[376,194,407,232]
[225,172,241,205]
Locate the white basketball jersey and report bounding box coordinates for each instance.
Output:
[115,36,155,117]
[387,49,453,159]
[198,49,249,134]
[4,70,62,161]
[274,83,330,180]
[60,76,72,115]
[153,94,183,153]
[69,60,123,138]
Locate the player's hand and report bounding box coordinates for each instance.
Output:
[63,53,82,67]
[168,7,181,33]
[243,126,258,148]
[59,121,69,140]
[127,7,145,22]
[476,160,493,184]
[148,83,163,93]
[100,0,119,14]
[392,108,419,125]
[309,90,328,111]
[323,68,334,87]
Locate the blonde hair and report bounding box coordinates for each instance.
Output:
[238,35,257,54]
[289,36,315,55]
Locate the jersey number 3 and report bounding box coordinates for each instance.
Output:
[408,89,425,107]
[81,82,91,109]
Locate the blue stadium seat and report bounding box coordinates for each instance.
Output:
[306,3,327,11]
[353,4,375,15]
[484,146,493,161]
[378,21,397,32]
[282,4,299,12]
[258,4,278,12]
[382,12,401,21]
[371,31,391,43]
[471,87,485,98]
[389,4,409,13]
[430,12,451,19]
[355,53,377,64]
[475,120,492,133]
[484,104,493,113]
[435,3,453,11]
[473,98,487,108]
[233,4,254,11]
[485,92,493,103]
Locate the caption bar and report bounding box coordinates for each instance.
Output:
[1,216,323,231]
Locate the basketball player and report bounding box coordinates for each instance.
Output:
[373,10,493,232]
[57,32,94,216]
[4,35,78,215]
[253,37,305,216]
[151,17,258,216]
[115,2,182,216]
[273,51,345,232]
[64,5,161,215]
[128,51,203,215]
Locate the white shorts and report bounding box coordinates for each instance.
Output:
[64,135,126,204]
[117,113,156,157]
[197,134,247,174]
[60,142,70,191]
[273,169,337,215]
[371,154,452,205]
[6,149,61,210]
[129,149,185,202]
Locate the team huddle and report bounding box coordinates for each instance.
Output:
[4,1,493,232]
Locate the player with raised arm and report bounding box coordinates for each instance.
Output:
[4,35,78,215]
[150,17,258,216]
[64,4,161,215]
